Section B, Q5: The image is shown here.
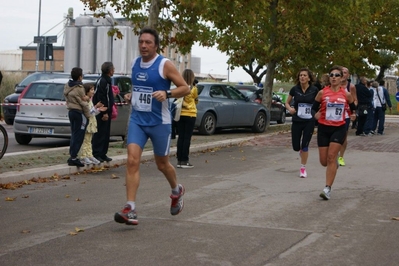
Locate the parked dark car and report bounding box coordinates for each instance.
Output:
[194,82,269,135]
[235,84,286,124]
[84,74,132,98]
[2,72,70,125]
[13,78,130,145]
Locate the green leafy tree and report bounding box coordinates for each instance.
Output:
[81,0,399,114]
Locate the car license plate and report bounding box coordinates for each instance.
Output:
[28,127,54,134]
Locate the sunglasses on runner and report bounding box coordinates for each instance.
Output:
[329,73,341,77]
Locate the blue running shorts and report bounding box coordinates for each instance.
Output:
[127,121,171,156]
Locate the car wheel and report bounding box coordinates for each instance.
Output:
[277,111,286,124]
[198,112,216,135]
[252,112,266,133]
[15,134,33,145]
[4,118,14,125]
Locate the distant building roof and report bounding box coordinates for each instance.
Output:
[195,72,228,81]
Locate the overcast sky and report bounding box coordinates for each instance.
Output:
[1,0,252,82]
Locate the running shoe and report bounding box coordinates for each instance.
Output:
[299,167,307,178]
[177,161,182,168]
[338,157,345,166]
[319,186,331,200]
[114,205,138,225]
[170,184,185,215]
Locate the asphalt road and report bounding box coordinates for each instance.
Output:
[1,121,398,265]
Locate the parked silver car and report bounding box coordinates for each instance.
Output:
[13,78,130,145]
[2,72,70,125]
[194,82,269,135]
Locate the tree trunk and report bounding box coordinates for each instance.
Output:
[263,60,277,128]
[148,0,161,28]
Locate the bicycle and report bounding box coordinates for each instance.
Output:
[0,113,8,160]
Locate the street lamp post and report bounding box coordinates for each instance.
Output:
[35,0,42,72]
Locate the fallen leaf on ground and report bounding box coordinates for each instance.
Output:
[111,174,119,179]
[5,197,16,201]
[21,195,29,198]
[21,230,31,234]
[76,198,81,201]
[65,194,70,198]
[75,227,84,232]
[391,217,399,221]
[69,232,78,236]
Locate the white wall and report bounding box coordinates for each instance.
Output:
[0,50,22,70]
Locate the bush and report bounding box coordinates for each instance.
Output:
[0,72,26,103]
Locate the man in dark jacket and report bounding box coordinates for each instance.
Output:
[92,62,115,162]
[355,76,373,136]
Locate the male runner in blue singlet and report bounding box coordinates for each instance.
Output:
[114,27,190,225]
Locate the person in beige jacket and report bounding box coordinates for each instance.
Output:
[64,67,90,167]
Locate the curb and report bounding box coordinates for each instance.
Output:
[0,136,256,185]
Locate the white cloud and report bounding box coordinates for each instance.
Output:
[1,0,253,82]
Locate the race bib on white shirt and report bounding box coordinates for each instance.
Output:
[326,102,344,121]
[297,103,312,119]
[132,86,153,112]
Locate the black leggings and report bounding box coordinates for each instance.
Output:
[291,120,315,152]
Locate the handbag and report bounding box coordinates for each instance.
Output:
[376,88,387,111]
[172,97,184,121]
[111,104,118,120]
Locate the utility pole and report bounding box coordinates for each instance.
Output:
[35,0,42,72]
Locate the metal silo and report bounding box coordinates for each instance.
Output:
[75,15,93,26]
[130,34,139,74]
[64,26,80,72]
[95,26,113,73]
[79,26,97,74]
[93,17,112,26]
[112,26,133,74]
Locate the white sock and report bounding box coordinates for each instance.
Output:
[172,185,180,195]
[127,201,135,210]
[301,164,306,168]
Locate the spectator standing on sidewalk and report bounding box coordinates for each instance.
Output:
[371,80,392,135]
[312,66,356,200]
[338,67,357,167]
[355,77,373,136]
[176,69,198,169]
[64,67,91,167]
[79,83,106,165]
[364,80,375,135]
[114,27,190,226]
[92,62,115,163]
[285,68,318,178]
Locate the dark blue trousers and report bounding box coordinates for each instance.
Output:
[68,110,87,159]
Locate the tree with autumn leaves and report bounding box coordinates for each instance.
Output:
[82,0,399,110]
